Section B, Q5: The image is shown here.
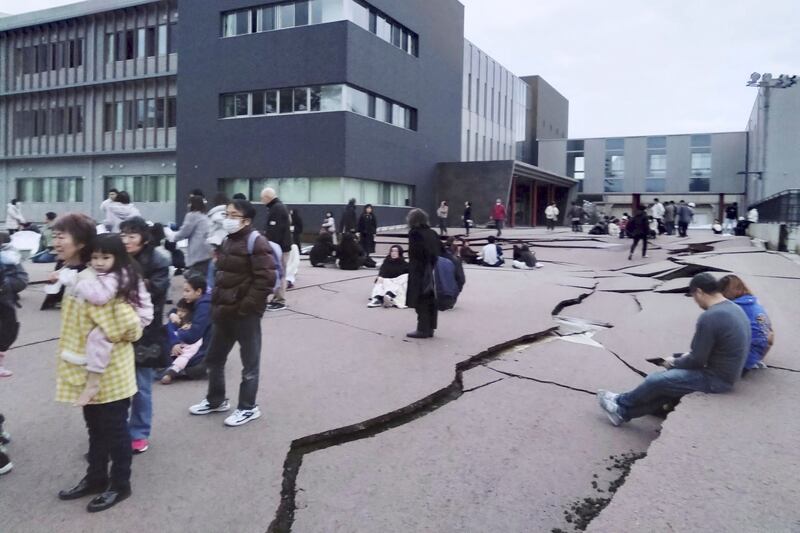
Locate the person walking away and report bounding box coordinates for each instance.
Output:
[52,214,141,512]
[289,208,304,250]
[651,199,665,234]
[100,189,118,232]
[5,200,25,235]
[436,201,449,236]
[406,209,440,339]
[545,202,559,231]
[206,193,230,247]
[676,200,693,237]
[0,233,29,377]
[341,198,358,236]
[166,196,213,278]
[724,202,739,235]
[663,201,676,235]
[627,208,650,260]
[570,202,584,232]
[491,199,507,237]
[31,211,59,263]
[718,275,773,373]
[357,204,378,255]
[462,201,473,236]
[119,217,170,454]
[189,199,277,426]
[597,273,750,426]
[260,188,292,311]
[322,212,337,246]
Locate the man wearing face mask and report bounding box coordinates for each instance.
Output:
[189,199,277,427]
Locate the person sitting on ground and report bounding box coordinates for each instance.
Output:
[597,273,751,426]
[31,211,59,263]
[734,217,750,237]
[368,245,409,308]
[712,219,723,235]
[588,218,609,235]
[309,232,336,267]
[512,244,542,269]
[337,232,369,270]
[162,274,212,383]
[718,274,774,373]
[452,237,479,265]
[479,236,504,267]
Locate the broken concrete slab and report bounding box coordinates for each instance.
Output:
[461,365,505,391]
[596,276,662,293]
[292,378,661,533]
[654,271,729,294]
[587,369,800,533]
[677,252,800,279]
[558,290,641,326]
[488,338,646,394]
[618,260,683,278]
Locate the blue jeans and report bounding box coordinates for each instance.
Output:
[616,369,731,421]
[30,249,57,263]
[129,367,154,440]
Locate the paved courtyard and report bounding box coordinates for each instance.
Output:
[0,228,798,533]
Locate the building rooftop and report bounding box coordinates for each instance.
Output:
[0,0,154,32]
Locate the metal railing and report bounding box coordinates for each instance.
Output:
[751,189,800,225]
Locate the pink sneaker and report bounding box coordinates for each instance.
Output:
[132,439,149,454]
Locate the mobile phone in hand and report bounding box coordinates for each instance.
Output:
[646,357,666,366]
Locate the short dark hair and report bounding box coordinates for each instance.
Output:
[116,191,131,204]
[191,188,205,198]
[689,273,720,295]
[185,273,207,293]
[232,193,247,201]
[108,188,119,194]
[119,216,151,245]
[229,199,256,220]
[45,211,57,221]
[52,213,97,263]
[212,192,230,207]
[188,196,206,213]
[487,235,496,243]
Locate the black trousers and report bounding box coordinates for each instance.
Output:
[360,233,376,254]
[438,218,448,235]
[0,304,20,352]
[630,236,648,257]
[546,219,556,231]
[206,315,262,410]
[415,296,438,335]
[571,219,581,232]
[678,222,689,237]
[495,219,504,236]
[83,398,132,490]
[464,221,470,236]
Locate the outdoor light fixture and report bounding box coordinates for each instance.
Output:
[747,72,797,88]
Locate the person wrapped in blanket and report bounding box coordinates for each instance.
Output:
[368,245,409,309]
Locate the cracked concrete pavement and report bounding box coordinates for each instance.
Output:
[1,228,798,532]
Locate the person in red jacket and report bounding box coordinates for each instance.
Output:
[491,198,507,237]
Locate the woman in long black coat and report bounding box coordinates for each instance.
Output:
[406,208,441,339]
[357,204,378,255]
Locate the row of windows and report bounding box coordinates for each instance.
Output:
[220,84,417,131]
[103,175,176,202]
[14,38,84,75]
[220,177,412,207]
[104,23,177,63]
[103,96,177,132]
[222,0,418,57]
[16,177,84,203]
[13,106,84,138]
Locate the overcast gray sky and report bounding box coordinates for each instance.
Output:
[2,0,797,138]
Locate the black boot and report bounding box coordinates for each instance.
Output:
[87,485,132,513]
[58,477,107,500]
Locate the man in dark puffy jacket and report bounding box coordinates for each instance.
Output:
[260,188,292,311]
[189,199,277,427]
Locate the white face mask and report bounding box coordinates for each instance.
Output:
[222,218,243,234]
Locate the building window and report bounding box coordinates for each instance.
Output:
[13,106,83,138]
[566,139,585,193]
[690,135,711,192]
[221,0,418,56]
[220,84,416,131]
[103,175,176,202]
[604,138,624,193]
[14,38,83,74]
[16,177,84,203]
[219,177,412,207]
[646,136,666,193]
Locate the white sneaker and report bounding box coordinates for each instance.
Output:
[224,407,262,427]
[535,263,543,269]
[596,390,624,427]
[189,399,231,416]
[367,298,382,308]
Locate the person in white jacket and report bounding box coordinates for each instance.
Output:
[104,191,141,233]
[544,202,559,231]
[5,200,25,234]
[100,189,119,231]
[206,193,229,247]
[650,199,665,234]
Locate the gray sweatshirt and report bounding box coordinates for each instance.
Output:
[173,211,212,267]
[672,300,751,387]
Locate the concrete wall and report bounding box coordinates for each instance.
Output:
[521,75,568,165]
[177,0,464,223]
[537,138,566,176]
[747,85,800,204]
[749,222,800,254]
[437,161,514,226]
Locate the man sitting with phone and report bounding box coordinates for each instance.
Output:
[597,273,751,426]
